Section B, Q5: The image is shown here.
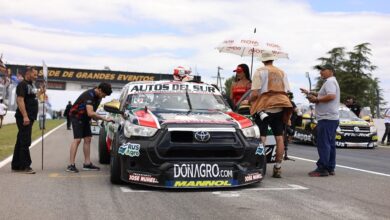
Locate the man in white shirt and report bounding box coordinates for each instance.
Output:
[381,107,390,145]
[0,98,7,128]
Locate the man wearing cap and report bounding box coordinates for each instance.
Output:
[300,64,340,177]
[66,83,113,173]
[250,52,293,178]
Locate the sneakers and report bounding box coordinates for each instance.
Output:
[328,170,335,176]
[66,164,79,173]
[308,168,329,177]
[272,167,282,178]
[83,163,100,171]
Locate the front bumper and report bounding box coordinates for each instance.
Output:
[116,126,266,188]
[123,161,264,188]
[336,132,378,148]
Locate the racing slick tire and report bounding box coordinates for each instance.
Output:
[98,126,110,164]
[110,134,123,184]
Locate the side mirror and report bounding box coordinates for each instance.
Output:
[237,105,250,115]
[103,100,122,114]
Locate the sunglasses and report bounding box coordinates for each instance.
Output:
[234,67,244,73]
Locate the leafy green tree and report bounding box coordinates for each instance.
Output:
[314,43,384,116]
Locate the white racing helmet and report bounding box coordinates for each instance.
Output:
[173,66,193,81]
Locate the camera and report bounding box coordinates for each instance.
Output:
[255,111,269,121]
[286,126,295,136]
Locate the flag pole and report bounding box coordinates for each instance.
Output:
[41,61,48,170]
[250,28,256,79]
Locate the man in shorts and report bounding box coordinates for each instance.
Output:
[66,83,113,173]
[250,52,293,178]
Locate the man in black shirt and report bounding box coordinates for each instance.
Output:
[11,67,45,174]
[63,101,72,130]
[66,83,113,173]
[345,97,361,117]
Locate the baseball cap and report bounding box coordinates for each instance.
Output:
[317,64,335,72]
[260,51,277,62]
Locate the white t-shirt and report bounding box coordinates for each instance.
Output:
[0,103,7,115]
[384,108,390,123]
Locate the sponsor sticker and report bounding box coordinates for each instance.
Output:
[173,163,233,178]
[244,172,262,182]
[128,83,219,95]
[129,172,159,184]
[255,144,264,156]
[294,132,312,142]
[172,180,233,187]
[118,143,140,157]
[343,133,370,137]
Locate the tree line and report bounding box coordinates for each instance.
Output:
[314,43,384,116]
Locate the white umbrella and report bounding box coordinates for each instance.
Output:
[216,29,288,76]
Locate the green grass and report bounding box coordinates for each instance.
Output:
[0,119,65,161]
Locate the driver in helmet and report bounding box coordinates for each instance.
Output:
[173,66,194,82]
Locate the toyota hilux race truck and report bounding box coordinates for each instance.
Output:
[293,105,378,148]
[99,80,266,188]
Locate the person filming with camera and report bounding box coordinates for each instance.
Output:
[250,52,293,178]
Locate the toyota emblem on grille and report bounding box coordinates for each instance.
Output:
[354,126,360,132]
[194,131,211,142]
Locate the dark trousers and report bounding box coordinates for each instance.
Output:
[11,117,34,170]
[381,123,390,143]
[66,116,71,129]
[316,119,339,172]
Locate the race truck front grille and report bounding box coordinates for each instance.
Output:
[340,126,370,132]
[170,131,236,144]
[342,136,372,143]
[156,127,245,158]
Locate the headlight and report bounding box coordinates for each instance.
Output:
[336,126,341,133]
[370,126,377,133]
[242,125,260,138]
[123,121,158,138]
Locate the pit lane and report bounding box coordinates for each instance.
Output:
[0,124,389,220]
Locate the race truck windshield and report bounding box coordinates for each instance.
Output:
[125,91,229,112]
[340,109,361,121]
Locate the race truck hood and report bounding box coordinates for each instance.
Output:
[339,119,370,127]
[131,109,253,129]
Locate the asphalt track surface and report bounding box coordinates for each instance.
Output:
[0,123,389,220]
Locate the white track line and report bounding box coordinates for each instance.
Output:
[246,184,308,191]
[0,122,66,168]
[290,155,390,177]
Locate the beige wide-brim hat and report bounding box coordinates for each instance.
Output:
[260,51,278,62]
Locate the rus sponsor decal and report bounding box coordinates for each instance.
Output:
[172,180,233,187]
[255,144,264,156]
[173,164,233,178]
[129,172,159,184]
[244,172,262,182]
[118,143,140,157]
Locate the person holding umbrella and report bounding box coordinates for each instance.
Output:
[230,63,251,108]
[250,52,293,178]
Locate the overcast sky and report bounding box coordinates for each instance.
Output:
[1,0,389,110]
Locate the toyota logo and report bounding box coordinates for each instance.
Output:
[194,131,211,142]
[353,126,360,132]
